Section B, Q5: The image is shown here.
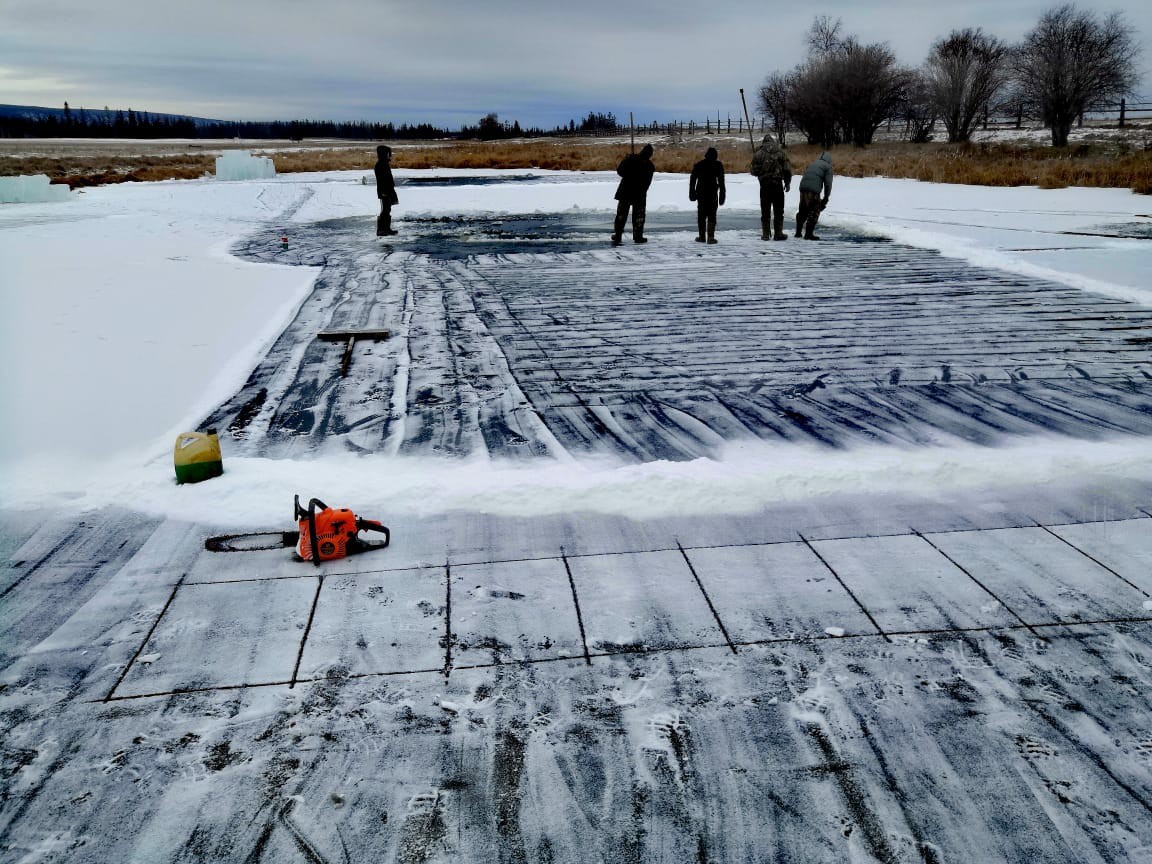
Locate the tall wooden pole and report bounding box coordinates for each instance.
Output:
[630,112,635,154]
[739,88,756,154]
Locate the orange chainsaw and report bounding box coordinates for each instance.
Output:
[205,495,391,565]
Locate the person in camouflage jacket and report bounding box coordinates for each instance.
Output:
[749,135,792,241]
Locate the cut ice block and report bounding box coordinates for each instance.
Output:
[0,174,72,204]
[214,149,276,181]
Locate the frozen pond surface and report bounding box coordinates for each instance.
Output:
[4,196,1152,862]
[209,209,1152,463]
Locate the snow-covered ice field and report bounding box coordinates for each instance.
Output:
[2,168,1152,862]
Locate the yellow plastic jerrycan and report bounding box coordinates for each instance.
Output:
[174,429,223,484]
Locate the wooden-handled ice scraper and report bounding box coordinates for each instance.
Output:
[317,328,391,377]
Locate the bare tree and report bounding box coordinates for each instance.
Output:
[782,17,911,148]
[926,28,1008,142]
[1012,4,1139,147]
[788,56,842,147]
[789,41,910,147]
[806,15,847,56]
[902,70,938,143]
[757,71,791,146]
[835,43,911,146]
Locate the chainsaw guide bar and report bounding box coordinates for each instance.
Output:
[204,531,299,553]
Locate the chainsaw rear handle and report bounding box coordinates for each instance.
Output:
[355,518,390,548]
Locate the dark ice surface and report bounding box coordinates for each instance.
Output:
[206,210,1152,462]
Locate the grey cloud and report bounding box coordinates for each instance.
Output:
[1,0,1146,125]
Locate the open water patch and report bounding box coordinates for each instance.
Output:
[285,210,878,260]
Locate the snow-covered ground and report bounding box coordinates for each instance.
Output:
[3,168,1152,862]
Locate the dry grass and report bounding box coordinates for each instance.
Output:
[1,154,213,187]
[783,141,1152,192]
[3,138,1150,194]
[295,139,1152,193]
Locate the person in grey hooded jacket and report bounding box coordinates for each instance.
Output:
[749,135,791,240]
[796,151,832,240]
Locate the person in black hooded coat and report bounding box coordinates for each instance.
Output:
[689,147,726,243]
[612,143,655,245]
[374,145,399,236]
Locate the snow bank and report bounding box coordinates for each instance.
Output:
[818,177,1152,306]
[5,435,1151,526]
[215,150,276,181]
[0,174,71,204]
[0,180,318,468]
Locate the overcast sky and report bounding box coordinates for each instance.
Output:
[1,0,1147,127]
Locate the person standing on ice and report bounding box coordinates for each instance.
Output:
[749,135,791,241]
[796,151,832,240]
[689,147,725,244]
[374,145,399,237]
[612,143,655,246]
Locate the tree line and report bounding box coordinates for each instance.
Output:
[0,107,453,140]
[0,106,624,142]
[759,4,1141,148]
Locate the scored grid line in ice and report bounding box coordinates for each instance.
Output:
[1033,521,1152,597]
[102,614,1152,703]
[676,542,738,655]
[112,579,319,697]
[114,518,1152,698]
[799,534,892,642]
[451,557,585,666]
[182,511,1152,586]
[812,532,1031,634]
[563,549,726,653]
[289,576,325,688]
[104,576,186,702]
[925,526,1152,624]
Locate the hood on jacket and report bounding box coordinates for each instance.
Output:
[639,143,654,159]
[704,147,718,161]
[376,145,392,160]
[819,151,831,164]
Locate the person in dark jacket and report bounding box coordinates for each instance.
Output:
[612,143,655,245]
[749,135,791,240]
[689,147,726,244]
[796,151,832,240]
[374,145,399,237]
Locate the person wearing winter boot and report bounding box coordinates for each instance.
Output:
[689,147,726,244]
[749,135,791,240]
[612,143,655,245]
[374,145,399,237]
[796,151,832,240]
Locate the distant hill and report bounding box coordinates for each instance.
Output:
[0,103,221,128]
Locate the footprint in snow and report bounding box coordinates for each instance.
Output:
[1016,734,1057,759]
